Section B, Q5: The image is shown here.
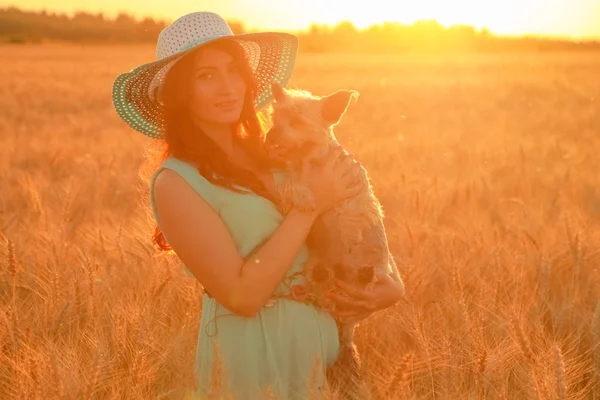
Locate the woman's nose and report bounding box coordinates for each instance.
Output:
[217,73,235,94]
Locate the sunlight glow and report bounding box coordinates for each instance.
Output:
[313,0,600,38]
[7,0,600,38]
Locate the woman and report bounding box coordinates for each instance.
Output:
[112,11,404,399]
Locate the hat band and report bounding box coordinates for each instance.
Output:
[176,34,232,57]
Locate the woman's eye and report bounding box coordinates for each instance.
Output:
[197,73,213,80]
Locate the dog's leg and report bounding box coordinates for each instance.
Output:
[327,322,362,400]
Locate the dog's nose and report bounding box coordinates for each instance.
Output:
[265,127,281,147]
[267,126,279,138]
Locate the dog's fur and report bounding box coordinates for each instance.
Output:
[265,83,403,399]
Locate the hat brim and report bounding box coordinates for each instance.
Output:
[111,32,298,139]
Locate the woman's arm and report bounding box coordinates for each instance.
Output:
[153,169,318,317]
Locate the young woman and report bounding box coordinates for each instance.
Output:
[112,11,404,399]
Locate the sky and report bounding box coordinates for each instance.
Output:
[5,0,600,39]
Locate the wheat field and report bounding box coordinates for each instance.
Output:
[1,43,600,399]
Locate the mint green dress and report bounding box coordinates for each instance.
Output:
[149,156,340,400]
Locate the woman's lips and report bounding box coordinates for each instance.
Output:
[215,100,238,109]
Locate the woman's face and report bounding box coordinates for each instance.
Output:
[188,45,247,126]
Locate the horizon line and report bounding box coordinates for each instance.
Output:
[3,5,600,41]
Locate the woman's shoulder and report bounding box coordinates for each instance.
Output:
[159,155,197,172]
[153,155,215,191]
[151,156,226,212]
[154,156,212,183]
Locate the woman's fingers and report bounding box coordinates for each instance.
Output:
[335,279,373,301]
[337,155,358,178]
[333,149,355,169]
[325,146,345,170]
[340,163,362,185]
[342,182,364,199]
[339,166,365,198]
[328,291,375,311]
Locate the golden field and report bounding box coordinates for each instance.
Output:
[1,43,599,399]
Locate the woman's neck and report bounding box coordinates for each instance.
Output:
[190,116,266,172]
[192,117,236,157]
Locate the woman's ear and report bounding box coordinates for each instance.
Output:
[321,90,359,126]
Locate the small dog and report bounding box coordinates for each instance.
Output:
[265,82,403,398]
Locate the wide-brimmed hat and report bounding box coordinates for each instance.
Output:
[111,11,298,139]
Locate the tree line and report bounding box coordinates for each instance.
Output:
[1,6,598,53]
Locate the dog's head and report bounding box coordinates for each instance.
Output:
[264,82,359,163]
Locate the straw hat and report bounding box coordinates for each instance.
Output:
[111,11,299,139]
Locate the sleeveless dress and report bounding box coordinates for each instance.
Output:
[149,156,340,400]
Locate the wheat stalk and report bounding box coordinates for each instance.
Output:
[5,239,20,311]
[97,229,106,255]
[511,317,546,399]
[512,317,534,363]
[74,279,82,327]
[453,263,471,342]
[475,349,488,400]
[50,260,60,311]
[83,350,104,400]
[27,352,42,399]
[591,301,600,372]
[404,221,415,257]
[85,262,97,322]
[5,238,18,277]
[387,352,414,398]
[412,306,438,399]
[116,224,125,265]
[552,343,567,400]
[86,262,95,300]
[50,348,66,399]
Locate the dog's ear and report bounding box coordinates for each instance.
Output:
[321,89,359,126]
[271,82,286,102]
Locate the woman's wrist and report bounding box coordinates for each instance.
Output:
[288,205,319,220]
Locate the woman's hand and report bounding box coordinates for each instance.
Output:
[327,269,405,324]
[297,146,364,215]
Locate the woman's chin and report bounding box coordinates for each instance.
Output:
[213,112,243,125]
[208,106,243,124]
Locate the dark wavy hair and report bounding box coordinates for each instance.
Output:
[141,38,281,251]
